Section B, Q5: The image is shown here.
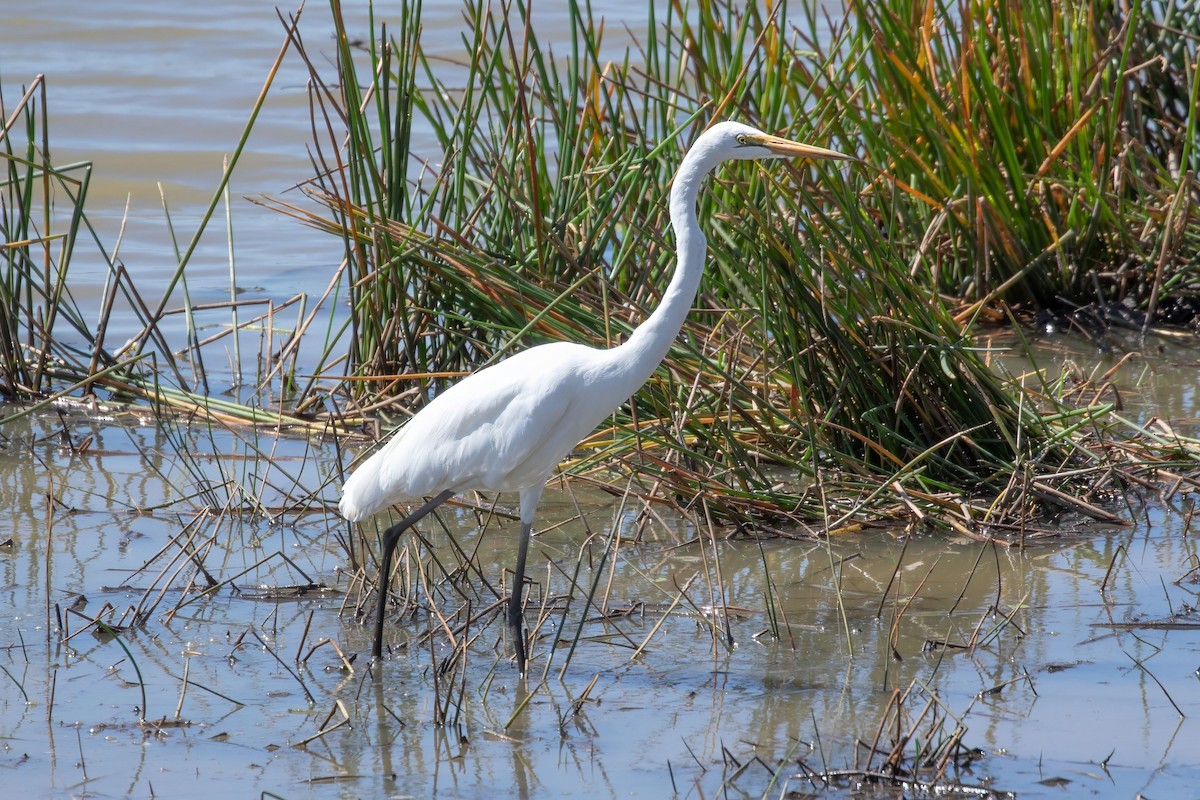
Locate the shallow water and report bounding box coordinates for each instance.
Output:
[2,406,1199,798]
[3,3,1200,799]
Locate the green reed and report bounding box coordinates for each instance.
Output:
[291,0,1184,527]
[0,77,106,397]
[2,0,1195,530]
[828,0,1199,306]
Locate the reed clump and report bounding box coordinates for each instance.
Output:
[832,0,1199,310]
[0,76,109,400]
[264,0,1200,530]
[2,0,1196,533]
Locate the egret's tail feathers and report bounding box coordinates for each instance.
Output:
[338,468,388,522]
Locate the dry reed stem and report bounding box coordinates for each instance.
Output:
[293,699,352,748]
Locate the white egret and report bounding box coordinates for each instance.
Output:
[339,120,851,673]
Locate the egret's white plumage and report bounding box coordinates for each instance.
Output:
[340,121,851,671]
[340,342,629,517]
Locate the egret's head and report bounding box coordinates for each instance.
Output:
[704,120,853,163]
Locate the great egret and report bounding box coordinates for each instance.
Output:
[340,120,851,673]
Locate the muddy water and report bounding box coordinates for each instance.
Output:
[2,3,1199,799]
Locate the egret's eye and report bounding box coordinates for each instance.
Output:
[736,134,749,145]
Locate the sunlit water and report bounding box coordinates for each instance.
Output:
[3,3,1200,799]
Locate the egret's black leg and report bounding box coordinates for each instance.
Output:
[508,521,533,675]
[372,489,455,660]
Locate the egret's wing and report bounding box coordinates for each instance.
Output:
[340,344,589,519]
[393,352,579,492]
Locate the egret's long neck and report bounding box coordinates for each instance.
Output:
[611,146,717,389]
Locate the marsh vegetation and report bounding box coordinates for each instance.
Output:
[1,0,1198,797]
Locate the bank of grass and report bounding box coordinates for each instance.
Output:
[2,0,1198,534]
[268,0,1199,529]
[838,0,1200,309]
